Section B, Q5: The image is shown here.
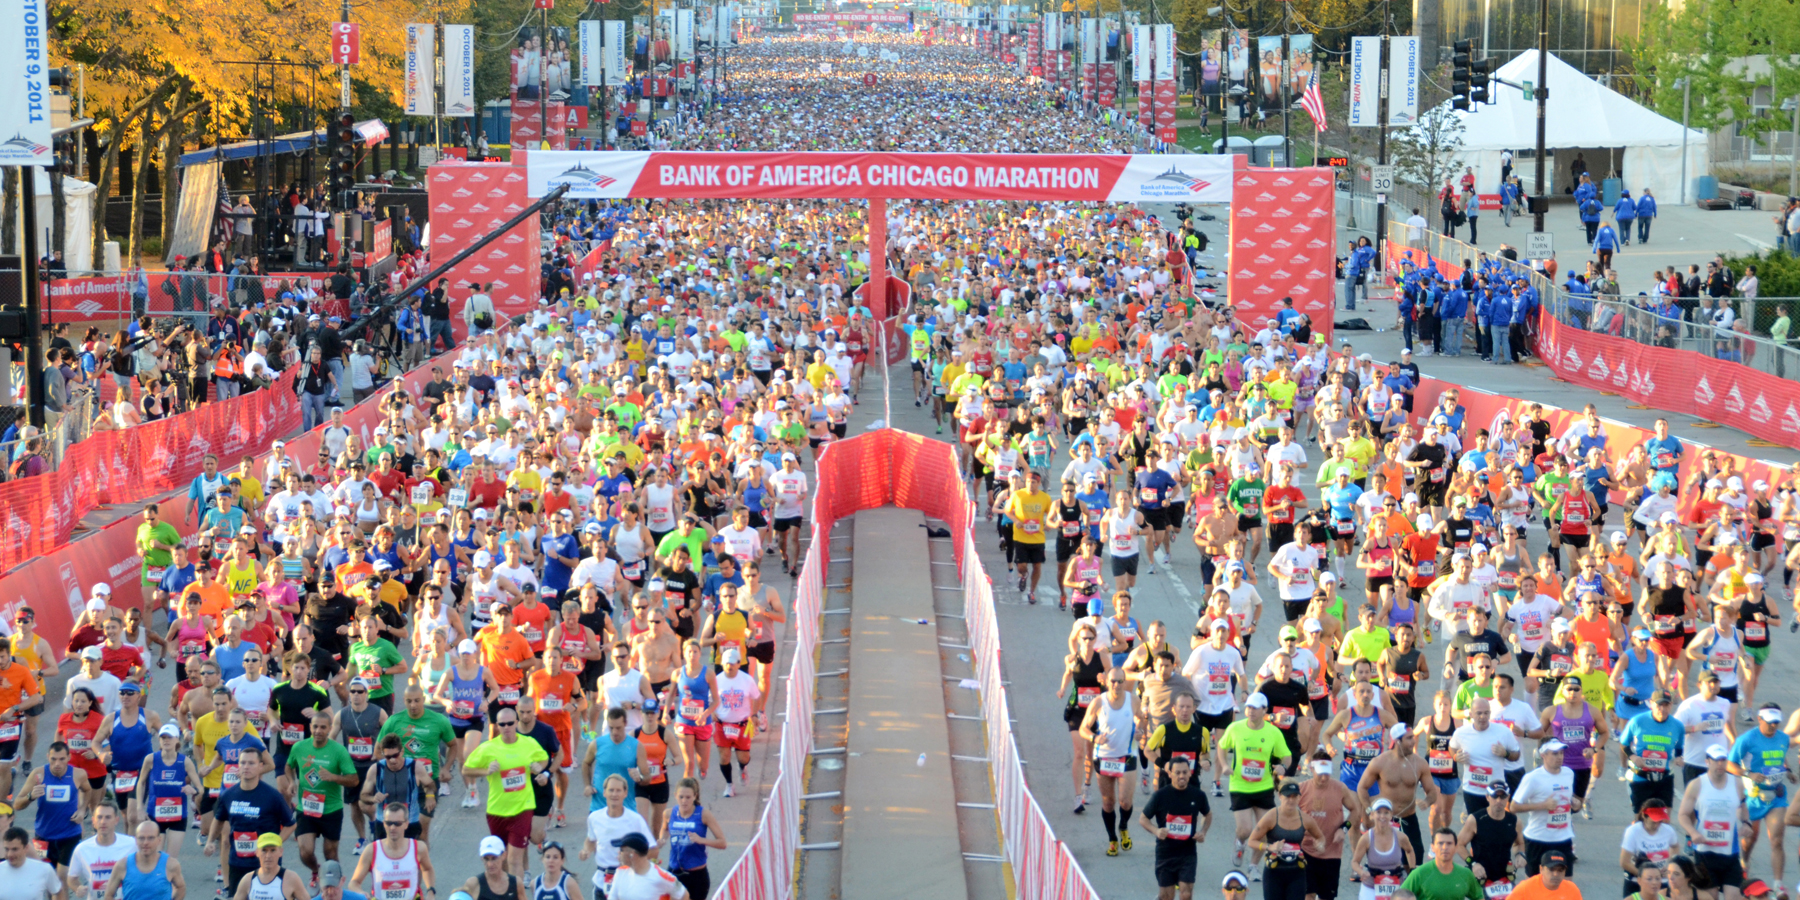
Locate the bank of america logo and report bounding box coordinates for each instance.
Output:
[1149,166,1212,193]
[1,134,49,156]
[547,163,616,189]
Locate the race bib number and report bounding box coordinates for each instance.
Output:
[379,878,413,900]
[112,771,139,794]
[1373,875,1402,898]
[348,737,374,760]
[1061,522,1081,537]
[42,785,70,804]
[1021,520,1042,535]
[68,737,91,752]
[1166,814,1194,839]
[1098,757,1128,777]
[721,722,743,740]
[1429,468,1446,483]
[1654,616,1680,635]
[1466,764,1494,786]
[1241,758,1267,783]
[1077,687,1101,705]
[522,626,543,644]
[450,700,476,719]
[1484,881,1513,900]
[498,687,521,704]
[1273,707,1297,728]
[501,767,528,792]
[1547,803,1572,829]
[154,797,183,822]
[145,566,167,583]
[302,791,326,816]
[221,765,240,788]
[1429,750,1454,774]
[1746,622,1767,641]
[1702,820,1731,847]
[681,700,705,721]
[233,831,256,856]
[281,727,305,745]
[1639,749,1669,772]
[1415,560,1436,578]
[1387,676,1413,694]
[1559,725,1586,744]
[539,696,564,713]
[0,721,21,742]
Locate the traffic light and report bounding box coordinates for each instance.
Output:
[1470,57,1493,104]
[330,112,357,196]
[1450,40,1472,111]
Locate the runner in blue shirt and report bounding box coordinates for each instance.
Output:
[1728,703,1793,872]
[1645,420,1683,477]
[1619,688,1685,812]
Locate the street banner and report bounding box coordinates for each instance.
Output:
[580,20,602,87]
[330,23,362,65]
[1080,18,1097,65]
[1045,15,1061,55]
[1200,31,1221,96]
[0,0,53,165]
[605,20,628,84]
[1153,24,1175,82]
[525,150,1235,202]
[1226,28,1249,92]
[1289,34,1314,98]
[405,24,436,116]
[1349,35,1379,127]
[1130,23,1148,77]
[1256,35,1282,112]
[675,9,696,60]
[444,25,475,116]
[1389,35,1419,124]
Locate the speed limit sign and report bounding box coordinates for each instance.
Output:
[1370,165,1395,194]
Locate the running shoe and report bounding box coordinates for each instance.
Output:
[1058,595,1067,611]
[554,810,567,829]
[1119,833,1133,851]
[437,782,450,797]
[1017,573,1026,592]
[1213,781,1224,798]
[1106,841,1119,857]
[914,399,921,407]
[1073,800,1086,814]
[215,870,224,885]
[310,875,319,894]
[723,783,735,798]
[463,788,480,809]
[1580,805,1592,820]
[1252,869,1263,883]
[1234,841,1245,867]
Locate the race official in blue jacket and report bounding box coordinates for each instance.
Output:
[1614,191,1636,245]
[1635,190,1657,244]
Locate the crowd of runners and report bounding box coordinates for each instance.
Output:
[3,25,1796,900]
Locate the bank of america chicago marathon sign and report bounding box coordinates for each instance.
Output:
[524,151,1237,203]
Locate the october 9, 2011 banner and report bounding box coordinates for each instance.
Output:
[443,25,475,116]
[1389,35,1420,124]
[525,151,1235,202]
[0,0,53,165]
[405,24,436,116]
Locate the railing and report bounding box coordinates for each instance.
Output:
[1384,221,1800,382]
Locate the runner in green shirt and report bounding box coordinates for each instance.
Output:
[375,687,459,780]
[462,708,549,870]
[347,617,406,707]
[136,504,183,590]
[1339,605,1393,671]
[287,713,360,869]
[1399,829,1486,900]
[1215,694,1292,864]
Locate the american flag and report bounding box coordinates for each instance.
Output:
[1299,68,1327,132]
[217,179,236,240]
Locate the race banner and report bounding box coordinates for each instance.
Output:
[1153,24,1175,82]
[604,20,628,84]
[1389,35,1420,125]
[1257,35,1282,112]
[1349,35,1380,127]
[444,25,475,117]
[792,12,907,22]
[0,0,53,166]
[1080,18,1098,65]
[580,20,603,87]
[405,24,436,116]
[524,151,1236,202]
[1227,167,1338,343]
[1289,34,1314,99]
[675,9,696,60]
[1226,28,1249,97]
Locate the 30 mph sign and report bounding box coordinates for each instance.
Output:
[1369,165,1394,194]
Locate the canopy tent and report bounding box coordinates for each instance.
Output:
[1428,50,1706,203]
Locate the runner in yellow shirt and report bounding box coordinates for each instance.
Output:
[1003,471,1054,603]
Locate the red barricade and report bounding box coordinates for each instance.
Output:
[0,370,301,574]
[1535,312,1800,450]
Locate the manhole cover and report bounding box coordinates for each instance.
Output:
[817,758,844,771]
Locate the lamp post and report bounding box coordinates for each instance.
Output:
[1784,96,1798,197]
[1676,76,1690,204]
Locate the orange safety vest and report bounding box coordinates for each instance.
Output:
[213,350,241,380]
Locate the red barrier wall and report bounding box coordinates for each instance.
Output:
[1228,167,1337,344]
[0,370,300,574]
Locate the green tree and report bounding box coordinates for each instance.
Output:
[1391,102,1464,226]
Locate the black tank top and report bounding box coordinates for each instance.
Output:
[1470,807,1519,878]
[1446,516,1475,548]
[1428,716,1459,780]
[1068,651,1105,708]
[1386,650,1422,703]
[1266,815,1308,869]
[477,873,517,900]
[1739,597,1773,649]
[1058,501,1084,541]
[1647,583,1687,619]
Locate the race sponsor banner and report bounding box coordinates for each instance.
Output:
[1535,311,1800,450]
[1226,28,1250,96]
[1080,17,1098,65]
[1289,34,1314,98]
[603,20,628,85]
[1226,167,1338,344]
[674,9,696,59]
[1154,79,1179,132]
[0,369,299,575]
[1130,23,1148,77]
[427,161,541,338]
[523,150,1235,202]
[1138,80,1154,129]
[580,21,603,87]
[1256,35,1283,112]
[43,276,129,322]
[1153,24,1175,81]
[443,25,476,116]
[1080,62,1096,104]
[0,0,53,166]
[510,100,568,150]
[792,11,907,22]
[1097,62,1117,108]
[1389,35,1420,125]
[405,24,436,116]
[1349,35,1380,127]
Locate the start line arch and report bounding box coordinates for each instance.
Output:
[516,150,1338,335]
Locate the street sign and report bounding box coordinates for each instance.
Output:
[1526,232,1553,259]
[1522,80,1533,100]
[1370,165,1395,194]
[330,24,361,65]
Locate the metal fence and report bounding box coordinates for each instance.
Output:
[1386,222,1800,381]
[1,386,97,478]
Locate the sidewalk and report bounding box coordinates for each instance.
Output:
[1344,195,1786,296]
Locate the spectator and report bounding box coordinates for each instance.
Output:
[1738,265,1759,301]
[43,347,67,430]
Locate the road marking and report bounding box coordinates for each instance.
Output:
[1164,557,1200,614]
[1738,233,1776,251]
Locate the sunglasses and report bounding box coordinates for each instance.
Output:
[498,720,518,727]
[350,689,368,695]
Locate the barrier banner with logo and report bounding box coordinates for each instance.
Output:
[0,369,299,575]
[1535,312,1800,450]
[427,161,542,338]
[523,150,1235,203]
[1227,167,1338,343]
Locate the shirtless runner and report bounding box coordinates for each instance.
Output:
[629,599,683,709]
[1355,724,1440,864]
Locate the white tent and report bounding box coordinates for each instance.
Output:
[1429,50,1707,203]
[30,169,97,273]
